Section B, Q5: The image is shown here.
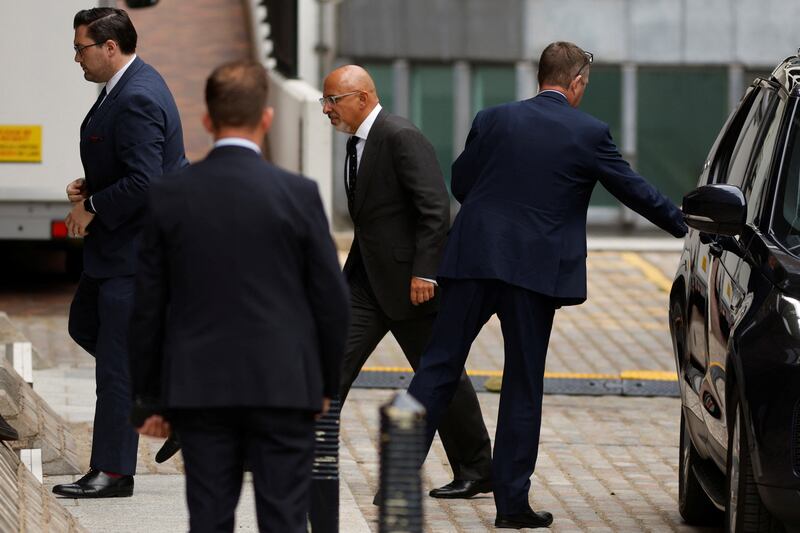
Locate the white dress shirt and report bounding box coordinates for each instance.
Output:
[350,103,382,170]
[98,54,137,108]
[213,137,262,154]
[538,89,568,101]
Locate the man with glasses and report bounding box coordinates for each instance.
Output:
[320,65,493,500]
[407,41,688,529]
[54,7,187,498]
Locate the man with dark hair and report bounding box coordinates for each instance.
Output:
[320,65,493,500]
[407,41,688,529]
[53,7,187,498]
[129,60,349,533]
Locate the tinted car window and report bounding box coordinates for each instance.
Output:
[742,92,784,221]
[709,87,759,185]
[772,110,800,253]
[722,90,776,189]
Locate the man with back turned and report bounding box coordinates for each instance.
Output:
[407,42,688,529]
[129,61,349,532]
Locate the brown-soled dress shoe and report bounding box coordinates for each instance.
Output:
[52,469,134,498]
[429,479,493,499]
[495,508,554,529]
[0,414,19,441]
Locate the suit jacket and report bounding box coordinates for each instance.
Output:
[80,57,188,279]
[129,146,350,411]
[342,110,450,320]
[441,91,687,305]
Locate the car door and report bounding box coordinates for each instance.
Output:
[681,87,759,448]
[705,84,786,464]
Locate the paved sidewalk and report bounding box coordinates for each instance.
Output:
[352,250,682,376]
[40,388,713,532]
[2,248,723,531]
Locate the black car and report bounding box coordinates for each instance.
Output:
[670,53,800,532]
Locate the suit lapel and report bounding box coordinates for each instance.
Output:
[81,57,145,139]
[80,89,107,134]
[353,109,388,219]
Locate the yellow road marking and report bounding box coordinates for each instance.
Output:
[360,367,677,381]
[620,252,673,293]
[619,370,676,381]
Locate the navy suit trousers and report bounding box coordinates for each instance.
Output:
[171,408,315,533]
[68,274,139,475]
[407,278,556,515]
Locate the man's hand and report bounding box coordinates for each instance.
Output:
[410,277,435,305]
[315,397,332,420]
[65,200,95,237]
[66,178,88,203]
[136,414,171,438]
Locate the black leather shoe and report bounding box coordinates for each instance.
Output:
[495,509,554,529]
[0,414,19,441]
[155,434,181,463]
[429,479,492,499]
[52,469,134,498]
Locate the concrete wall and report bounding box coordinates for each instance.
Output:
[266,72,334,222]
[338,0,800,67]
[246,0,334,223]
[525,0,799,66]
[338,0,525,61]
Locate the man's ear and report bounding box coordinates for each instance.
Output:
[261,107,275,134]
[569,75,583,93]
[104,39,117,57]
[202,112,215,135]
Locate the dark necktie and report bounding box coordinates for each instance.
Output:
[86,87,107,125]
[346,136,359,213]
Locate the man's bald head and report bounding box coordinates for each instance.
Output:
[321,65,380,134]
[326,65,377,94]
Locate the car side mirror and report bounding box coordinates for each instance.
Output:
[682,184,746,236]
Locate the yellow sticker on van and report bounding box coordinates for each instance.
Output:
[0,126,42,163]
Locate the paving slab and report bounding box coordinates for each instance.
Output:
[0,248,723,532]
[41,388,720,532]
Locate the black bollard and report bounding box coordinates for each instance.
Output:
[309,398,340,533]
[379,392,425,533]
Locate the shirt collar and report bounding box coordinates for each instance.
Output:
[538,89,568,101]
[213,137,262,154]
[105,55,137,95]
[354,103,382,142]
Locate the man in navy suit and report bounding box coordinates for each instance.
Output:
[53,7,188,498]
[129,60,349,533]
[408,41,688,529]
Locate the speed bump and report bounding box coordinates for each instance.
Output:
[351,367,679,398]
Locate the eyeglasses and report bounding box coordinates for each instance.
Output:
[575,51,594,77]
[73,42,103,57]
[319,91,361,107]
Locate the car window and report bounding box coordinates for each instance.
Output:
[721,91,776,189]
[708,87,759,184]
[771,108,800,254]
[741,92,784,221]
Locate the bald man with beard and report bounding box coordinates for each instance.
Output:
[320,66,493,499]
